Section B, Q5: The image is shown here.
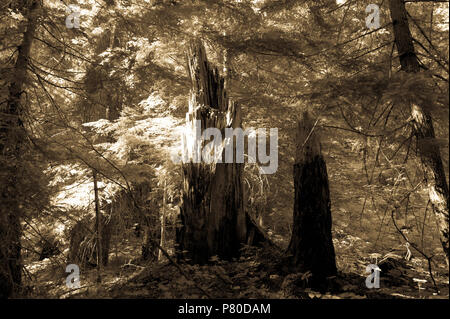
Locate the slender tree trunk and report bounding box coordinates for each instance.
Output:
[389,0,449,263]
[158,180,167,261]
[105,24,121,121]
[93,170,102,283]
[287,111,337,288]
[177,41,246,264]
[0,0,40,298]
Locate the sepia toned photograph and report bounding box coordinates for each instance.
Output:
[0,0,449,309]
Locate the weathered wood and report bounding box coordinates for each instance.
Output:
[287,111,337,288]
[389,0,449,262]
[177,41,246,264]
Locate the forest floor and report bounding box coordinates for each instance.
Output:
[23,229,449,299]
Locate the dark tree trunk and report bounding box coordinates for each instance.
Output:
[93,170,103,282]
[287,111,337,288]
[158,180,167,261]
[177,41,246,264]
[141,211,160,261]
[389,0,449,263]
[0,0,40,298]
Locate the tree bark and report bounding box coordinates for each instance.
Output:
[389,0,449,263]
[0,0,40,298]
[177,41,246,264]
[142,225,159,261]
[93,170,102,282]
[158,180,167,261]
[287,111,337,288]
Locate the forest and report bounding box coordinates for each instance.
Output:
[0,0,449,300]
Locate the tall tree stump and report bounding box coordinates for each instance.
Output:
[287,111,337,288]
[177,40,246,264]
